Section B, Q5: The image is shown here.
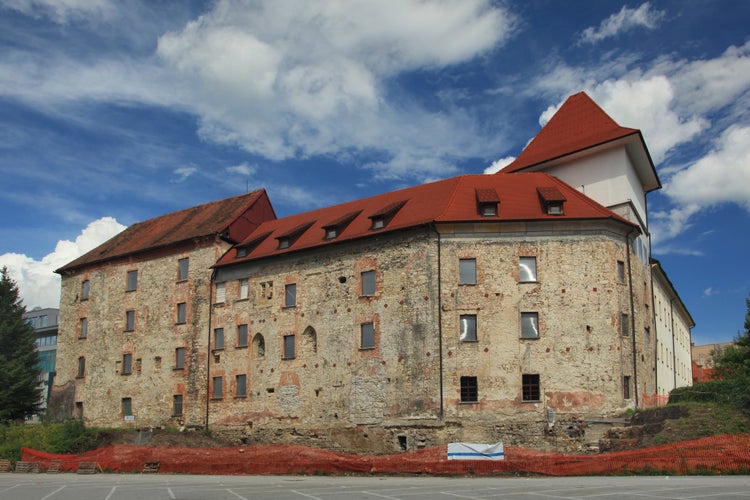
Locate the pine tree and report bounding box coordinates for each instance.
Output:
[0,266,43,423]
[714,293,750,379]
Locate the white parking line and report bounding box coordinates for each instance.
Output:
[104,485,117,500]
[41,485,65,500]
[290,489,324,499]
[227,488,248,500]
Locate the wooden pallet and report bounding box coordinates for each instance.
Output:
[14,461,40,473]
[47,460,63,473]
[143,461,160,473]
[0,459,11,472]
[76,462,102,474]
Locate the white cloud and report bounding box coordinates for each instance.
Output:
[579,2,666,45]
[2,0,115,24]
[0,217,125,309]
[484,156,515,174]
[173,166,197,182]
[665,125,750,210]
[226,163,257,177]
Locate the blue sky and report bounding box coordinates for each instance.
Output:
[1,1,748,345]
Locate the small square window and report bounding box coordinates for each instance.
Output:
[79,317,88,339]
[361,270,376,296]
[175,347,185,369]
[214,328,224,350]
[283,334,295,359]
[460,376,478,403]
[125,310,135,331]
[278,238,290,249]
[81,280,90,300]
[519,257,537,282]
[522,374,540,401]
[212,377,223,399]
[178,258,189,281]
[237,324,248,348]
[371,217,385,230]
[77,356,85,378]
[122,397,133,416]
[215,282,226,303]
[176,302,186,324]
[621,314,629,337]
[360,322,375,349]
[459,258,476,285]
[122,353,132,375]
[521,312,539,339]
[547,203,564,215]
[285,283,297,307]
[173,395,183,416]
[236,374,247,398]
[325,228,338,239]
[239,278,249,300]
[460,314,477,342]
[126,270,138,291]
[480,203,498,217]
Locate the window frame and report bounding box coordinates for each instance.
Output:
[121,397,133,417]
[235,374,247,398]
[77,356,85,378]
[238,278,249,300]
[125,310,135,332]
[459,314,478,342]
[623,375,632,400]
[360,322,375,349]
[212,376,223,399]
[361,270,376,296]
[520,312,539,339]
[522,374,540,402]
[178,258,189,281]
[122,353,133,375]
[459,258,477,285]
[283,334,295,359]
[621,313,630,337]
[215,282,226,304]
[81,280,90,300]
[79,317,88,339]
[126,270,138,292]
[284,283,297,308]
[519,256,538,283]
[460,376,478,403]
[172,394,183,417]
[617,260,625,283]
[213,328,225,350]
[176,302,187,324]
[174,347,185,370]
[237,324,249,348]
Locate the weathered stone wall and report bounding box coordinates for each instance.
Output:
[53,238,231,428]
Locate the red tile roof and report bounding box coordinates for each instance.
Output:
[215,173,636,267]
[57,190,274,273]
[502,92,640,173]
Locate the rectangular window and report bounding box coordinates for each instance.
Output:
[521,312,539,339]
[645,327,651,353]
[214,328,224,350]
[236,374,247,397]
[77,356,85,378]
[239,278,249,300]
[460,376,478,403]
[285,283,296,307]
[283,334,295,359]
[173,395,183,416]
[621,313,630,337]
[178,258,189,281]
[459,258,477,285]
[212,377,223,399]
[237,324,248,348]
[122,353,132,375]
[125,310,135,331]
[79,318,88,338]
[459,314,477,342]
[126,270,138,291]
[176,302,186,324]
[122,397,132,417]
[174,347,185,369]
[522,374,540,401]
[617,260,625,282]
[215,282,226,303]
[81,280,90,300]
[623,375,632,399]
[360,322,375,349]
[519,257,537,282]
[361,270,376,296]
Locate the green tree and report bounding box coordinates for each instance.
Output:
[714,293,750,379]
[0,267,43,423]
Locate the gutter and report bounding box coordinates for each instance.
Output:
[205,269,215,431]
[625,228,640,407]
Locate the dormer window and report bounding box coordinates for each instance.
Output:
[275,222,315,250]
[234,231,272,259]
[537,186,566,216]
[368,201,406,231]
[323,211,361,240]
[236,247,248,258]
[475,189,500,217]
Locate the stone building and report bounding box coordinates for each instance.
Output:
[50,92,692,453]
[51,190,275,426]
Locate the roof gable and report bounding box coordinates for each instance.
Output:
[57,190,275,274]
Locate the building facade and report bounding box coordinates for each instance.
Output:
[50,92,693,453]
[23,307,59,422]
